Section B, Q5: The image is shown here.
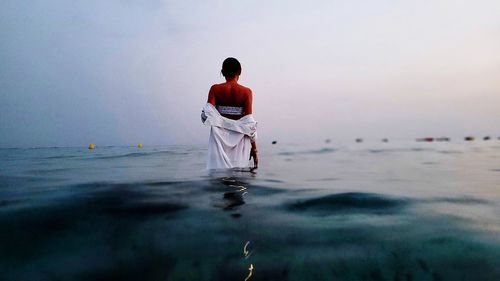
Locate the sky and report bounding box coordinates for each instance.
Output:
[1,0,499,147]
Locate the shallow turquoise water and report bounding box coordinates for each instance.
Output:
[1,141,499,280]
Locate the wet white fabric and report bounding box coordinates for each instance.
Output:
[201,103,257,170]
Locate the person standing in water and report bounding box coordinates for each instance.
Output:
[201,58,258,170]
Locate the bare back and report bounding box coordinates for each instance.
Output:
[207,82,253,120]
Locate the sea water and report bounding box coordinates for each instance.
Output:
[0,141,499,280]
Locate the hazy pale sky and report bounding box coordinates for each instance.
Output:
[1,0,499,147]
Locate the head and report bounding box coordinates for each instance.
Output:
[221,57,241,81]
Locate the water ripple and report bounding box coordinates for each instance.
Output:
[287,192,407,215]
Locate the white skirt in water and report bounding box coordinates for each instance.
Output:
[201,103,257,170]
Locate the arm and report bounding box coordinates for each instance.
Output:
[250,141,258,169]
[246,90,258,169]
[202,85,216,123]
[207,85,216,106]
[244,90,253,115]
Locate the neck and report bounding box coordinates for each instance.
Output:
[225,76,239,83]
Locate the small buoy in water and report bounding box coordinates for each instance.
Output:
[137,143,143,148]
[382,138,388,143]
[272,141,277,145]
[483,136,490,141]
[355,138,363,143]
[464,136,474,141]
[325,139,331,143]
[88,143,95,150]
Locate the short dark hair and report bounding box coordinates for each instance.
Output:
[221,57,241,78]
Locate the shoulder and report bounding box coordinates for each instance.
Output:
[208,84,223,96]
[238,84,253,96]
[210,83,221,91]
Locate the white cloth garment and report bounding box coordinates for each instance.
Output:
[201,103,257,170]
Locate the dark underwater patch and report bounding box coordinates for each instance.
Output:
[45,154,80,159]
[0,175,51,187]
[436,150,463,154]
[307,147,336,154]
[71,181,139,190]
[287,192,408,215]
[278,147,336,156]
[426,197,490,205]
[144,180,186,187]
[76,253,175,281]
[93,150,188,160]
[73,185,188,217]
[261,178,285,183]
[100,200,187,216]
[367,149,386,154]
[26,167,73,174]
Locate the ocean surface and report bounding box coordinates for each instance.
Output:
[1,141,500,281]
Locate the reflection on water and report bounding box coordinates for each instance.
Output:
[0,143,500,280]
[243,241,253,281]
[243,241,251,258]
[214,175,255,280]
[212,176,250,211]
[244,264,254,281]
